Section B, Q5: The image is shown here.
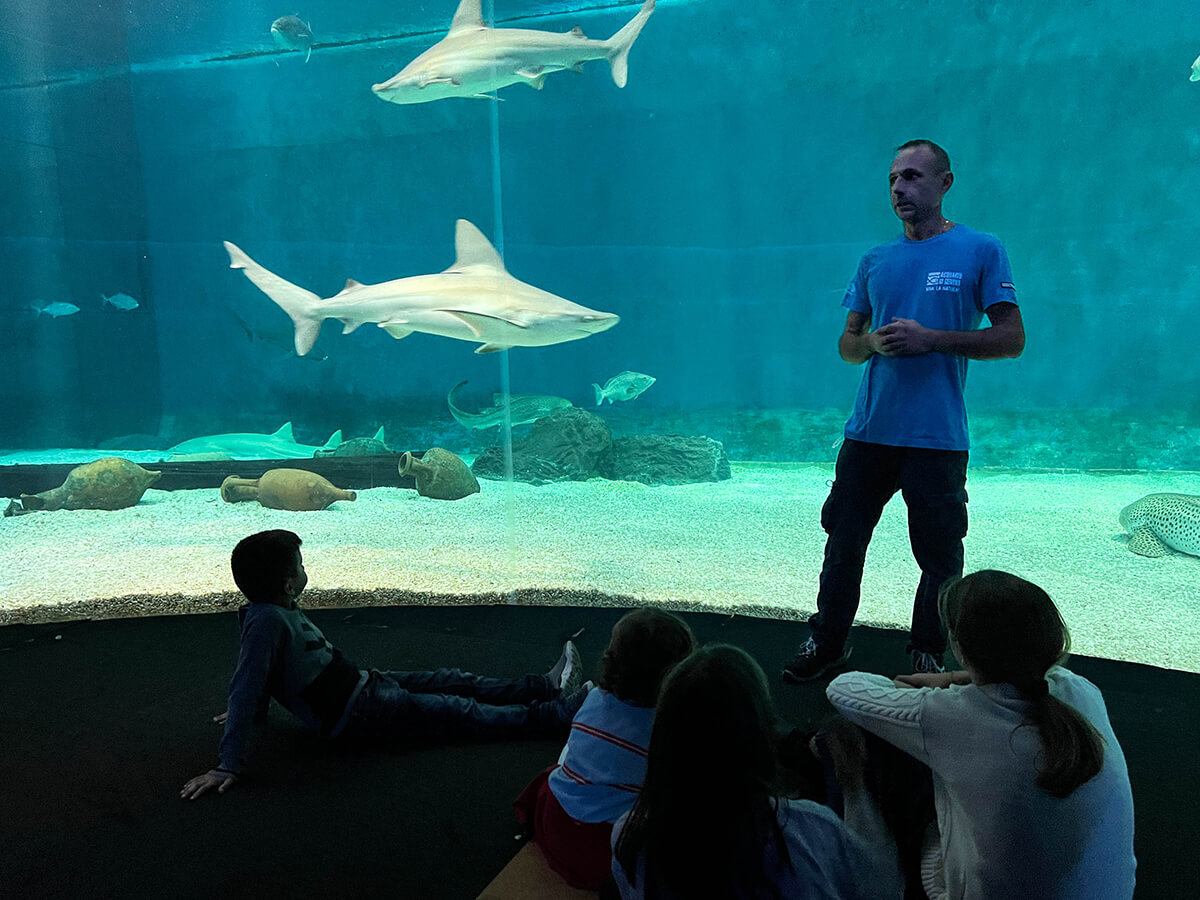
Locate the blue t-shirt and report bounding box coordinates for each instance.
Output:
[549,688,654,823]
[842,225,1017,450]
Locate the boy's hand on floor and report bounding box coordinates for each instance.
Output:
[180,770,237,800]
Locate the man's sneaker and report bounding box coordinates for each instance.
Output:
[547,640,584,693]
[782,638,852,683]
[912,650,945,675]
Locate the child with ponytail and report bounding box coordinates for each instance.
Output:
[826,569,1136,900]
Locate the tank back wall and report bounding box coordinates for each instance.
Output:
[0,0,1197,454]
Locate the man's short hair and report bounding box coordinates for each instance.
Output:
[231,530,302,602]
[895,139,951,174]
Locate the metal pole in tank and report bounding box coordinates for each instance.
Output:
[483,0,519,599]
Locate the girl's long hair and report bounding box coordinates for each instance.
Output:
[614,644,793,898]
[939,570,1105,798]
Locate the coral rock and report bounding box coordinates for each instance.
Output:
[220,468,356,511]
[399,448,480,500]
[20,457,162,511]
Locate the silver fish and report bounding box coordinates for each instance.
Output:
[271,14,313,62]
[101,291,139,310]
[447,380,571,429]
[593,371,655,406]
[35,301,80,318]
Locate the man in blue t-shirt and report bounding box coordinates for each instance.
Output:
[783,140,1025,683]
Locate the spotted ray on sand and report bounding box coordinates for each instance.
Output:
[1118,493,1200,558]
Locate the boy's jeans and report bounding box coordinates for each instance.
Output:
[341,667,564,741]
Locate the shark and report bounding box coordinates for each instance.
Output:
[447,379,572,429]
[371,0,655,104]
[1119,493,1200,558]
[168,422,342,460]
[223,219,619,356]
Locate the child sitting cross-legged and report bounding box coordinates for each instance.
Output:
[514,608,696,890]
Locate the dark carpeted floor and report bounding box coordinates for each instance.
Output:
[2,604,1195,899]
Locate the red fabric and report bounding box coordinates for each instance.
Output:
[514,765,615,890]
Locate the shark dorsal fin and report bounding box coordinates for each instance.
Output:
[569,26,587,38]
[333,279,364,299]
[449,0,484,33]
[273,422,295,441]
[450,219,507,272]
[323,429,343,448]
[371,426,386,443]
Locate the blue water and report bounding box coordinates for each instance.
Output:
[1,0,1199,462]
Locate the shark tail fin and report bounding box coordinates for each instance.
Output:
[606,0,655,88]
[593,383,605,406]
[224,241,324,356]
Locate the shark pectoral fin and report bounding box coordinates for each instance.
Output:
[476,343,509,354]
[379,321,416,340]
[525,74,547,90]
[471,93,503,101]
[1128,526,1170,557]
[444,309,530,335]
[339,318,365,335]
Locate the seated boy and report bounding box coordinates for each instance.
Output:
[181,529,588,800]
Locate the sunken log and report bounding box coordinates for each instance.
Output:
[0,453,413,497]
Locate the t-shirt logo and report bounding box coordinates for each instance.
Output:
[926,271,963,292]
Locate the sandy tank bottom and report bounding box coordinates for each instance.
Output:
[1,462,1196,673]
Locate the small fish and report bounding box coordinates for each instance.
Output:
[35,301,81,318]
[101,291,139,311]
[1192,54,1200,82]
[593,371,656,406]
[271,14,313,62]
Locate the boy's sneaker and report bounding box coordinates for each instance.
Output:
[912,650,945,675]
[782,638,852,683]
[547,640,584,693]
[554,680,594,723]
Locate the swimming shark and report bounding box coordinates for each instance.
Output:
[371,0,655,104]
[168,422,342,459]
[447,379,572,429]
[223,220,619,356]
